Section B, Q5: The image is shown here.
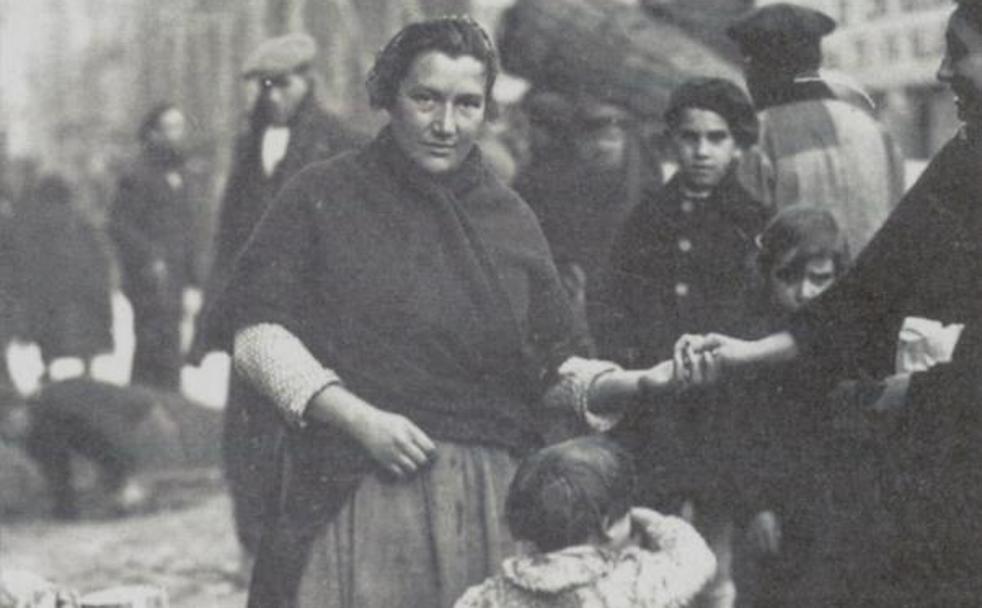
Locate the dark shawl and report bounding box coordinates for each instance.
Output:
[224,128,583,607]
[789,132,982,603]
[192,93,364,356]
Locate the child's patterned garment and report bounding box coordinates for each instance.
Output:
[455,511,716,608]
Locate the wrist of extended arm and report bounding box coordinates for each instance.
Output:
[747,332,799,366]
[589,369,644,413]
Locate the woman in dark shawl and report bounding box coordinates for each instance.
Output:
[222,17,677,608]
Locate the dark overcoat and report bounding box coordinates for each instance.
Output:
[193,93,364,356]
[787,131,982,606]
[21,180,113,362]
[190,93,362,555]
[606,169,769,513]
[607,169,770,366]
[109,151,196,315]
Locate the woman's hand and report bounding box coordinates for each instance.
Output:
[308,385,437,480]
[350,408,437,480]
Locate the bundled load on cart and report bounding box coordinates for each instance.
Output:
[497,0,743,120]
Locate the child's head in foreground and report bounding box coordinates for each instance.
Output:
[756,205,850,313]
[664,77,758,194]
[506,435,635,553]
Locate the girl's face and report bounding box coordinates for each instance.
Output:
[388,51,488,175]
[770,255,837,313]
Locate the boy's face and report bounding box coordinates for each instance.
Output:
[770,255,837,313]
[671,108,739,193]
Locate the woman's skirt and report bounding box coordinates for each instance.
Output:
[294,440,518,608]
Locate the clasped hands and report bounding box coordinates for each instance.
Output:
[638,332,750,395]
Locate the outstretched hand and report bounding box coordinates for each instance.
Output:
[672,332,757,388]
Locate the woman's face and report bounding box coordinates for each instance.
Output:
[388,50,488,175]
[938,8,982,130]
[769,255,837,313]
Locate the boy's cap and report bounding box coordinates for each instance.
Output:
[727,4,836,60]
[242,33,317,79]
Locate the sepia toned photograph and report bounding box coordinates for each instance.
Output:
[0,0,978,606]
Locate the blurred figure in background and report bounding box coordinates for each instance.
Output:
[109,104,197,392]
[515,90,661,356]
[0,182,23,387]
[189,32,364,568]
[21,174,113,380]
[729,3,905,254]
[0,377,223,520]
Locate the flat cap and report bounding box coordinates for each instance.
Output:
[727,3,836,57]
[242,33,317,79]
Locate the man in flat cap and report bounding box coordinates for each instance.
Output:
[190,31,363,571]
[729,3,905,255]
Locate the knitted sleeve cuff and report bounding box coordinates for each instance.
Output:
[233,323,342,428]
[543,356,623,432]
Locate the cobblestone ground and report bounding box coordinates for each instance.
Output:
[0,471,247,608]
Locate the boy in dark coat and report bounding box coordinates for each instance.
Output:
[608,77,769,608]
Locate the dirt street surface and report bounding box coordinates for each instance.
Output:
[0,473,247,608]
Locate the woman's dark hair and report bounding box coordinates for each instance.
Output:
[664,77,759,148]
[506,435,635,553]
[756,205,850,282]
[138,102,179,143]
[366,16,499,118]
